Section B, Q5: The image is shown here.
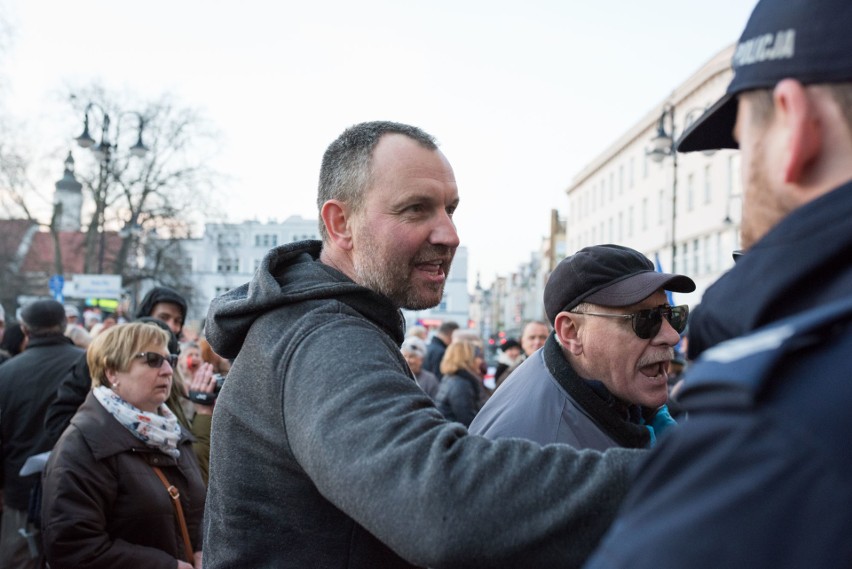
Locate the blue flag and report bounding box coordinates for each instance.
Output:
[654,253,675,306]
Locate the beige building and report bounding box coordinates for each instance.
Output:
[565,44,742,308]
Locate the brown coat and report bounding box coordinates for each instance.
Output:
[41,391,206,569]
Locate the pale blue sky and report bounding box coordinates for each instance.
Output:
[0,0,758,288]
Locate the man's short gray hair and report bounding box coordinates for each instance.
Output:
[317,121,437,242]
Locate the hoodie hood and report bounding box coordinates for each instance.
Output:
[206,240,406,359]
[136,286,188,322]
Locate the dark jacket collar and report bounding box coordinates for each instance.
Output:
[689,180,852,359]
[25,334,74,348]
[543,335,650,448]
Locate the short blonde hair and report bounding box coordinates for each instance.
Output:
[439,340,481,377]
[87,322,171,388]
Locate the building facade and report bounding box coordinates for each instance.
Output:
[565,45,742,308]
[179,217,470,330]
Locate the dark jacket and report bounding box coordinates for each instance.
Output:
[414,369,440,399]
[43,352,90,447]
[44,338,211,482]
[423,335,449,379]
[0,334,83,510]
[41,391,205,569]
[471,335,654,449]
[434,368,482,427]
[203,240,642,569]
[585,182,852,568]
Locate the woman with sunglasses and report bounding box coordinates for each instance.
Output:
[41,322,205,569]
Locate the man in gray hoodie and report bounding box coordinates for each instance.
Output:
[203,121,643,569]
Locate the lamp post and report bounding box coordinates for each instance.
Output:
[647,103,678,272]
[73,102,149,274]
[646,104,714,273]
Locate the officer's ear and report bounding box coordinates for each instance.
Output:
[554,312,583,356]
[774,79,822,185]
[320,200,354,251]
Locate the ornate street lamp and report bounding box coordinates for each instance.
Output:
[73,101,149,274]
[74,102,149,162]
[647,104,715,273]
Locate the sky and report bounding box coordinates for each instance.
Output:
[0,0,759,290]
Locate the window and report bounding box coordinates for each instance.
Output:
[617,212,624,241]
[693,239,700,276]
[619,165,624,194]
[217,232,240,246]
[217,258,239,274]
[704,164,712,204]
[629,157,635,188]
[704,235,713,273]
[686,174,695,212]
[627,206,634,237]
[214,286,231,297]
[609,173,615,201]
[658,189,665,225]
[255,234,278,248]
[642,198,649,231]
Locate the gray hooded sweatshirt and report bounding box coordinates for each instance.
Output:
[203,240,643,569]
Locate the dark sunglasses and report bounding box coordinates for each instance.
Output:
[571,304,689,340]
[135,352,178,369]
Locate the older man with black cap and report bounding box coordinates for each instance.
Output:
[585,1,852,567]
[0,299,84,568]
[470,244,695,450]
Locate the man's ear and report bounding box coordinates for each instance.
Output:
[320,200,354,251]
[774,79,822,184]
[554,312,583,355]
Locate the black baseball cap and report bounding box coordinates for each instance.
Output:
[677,0,852,152]
[543,245,696,325]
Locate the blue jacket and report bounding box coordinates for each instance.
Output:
[585,182,852,569]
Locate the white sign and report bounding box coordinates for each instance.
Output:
[64,274,123,299]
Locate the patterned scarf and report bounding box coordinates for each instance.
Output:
[93,385,182,459]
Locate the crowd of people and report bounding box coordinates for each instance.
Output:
[1,0,851,566]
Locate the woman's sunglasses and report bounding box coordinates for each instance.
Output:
[135,352,179,368]
[570,304,689,340]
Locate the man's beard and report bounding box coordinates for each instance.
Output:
[740,136,787,251]
[354,234,454,310]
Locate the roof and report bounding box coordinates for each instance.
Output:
[0,219,122,275]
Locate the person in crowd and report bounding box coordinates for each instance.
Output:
[434,340,487,427]
[64,321,92,348]
[43,294,216,483]
[585,1,852,566]
[470,245,693,449]
[179,341,203,379]
[493,338,522,382]
[0,300,84,568]
[494,320,550,387]
[405,324,428,341]
[63,304,81,328]
[400,336,440,399]
[82,309,102,331]
[202,121,642,569]
[136,286,188,340]
[422,320,458,379]
[41,322,205,569]
[0,322,27,366]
